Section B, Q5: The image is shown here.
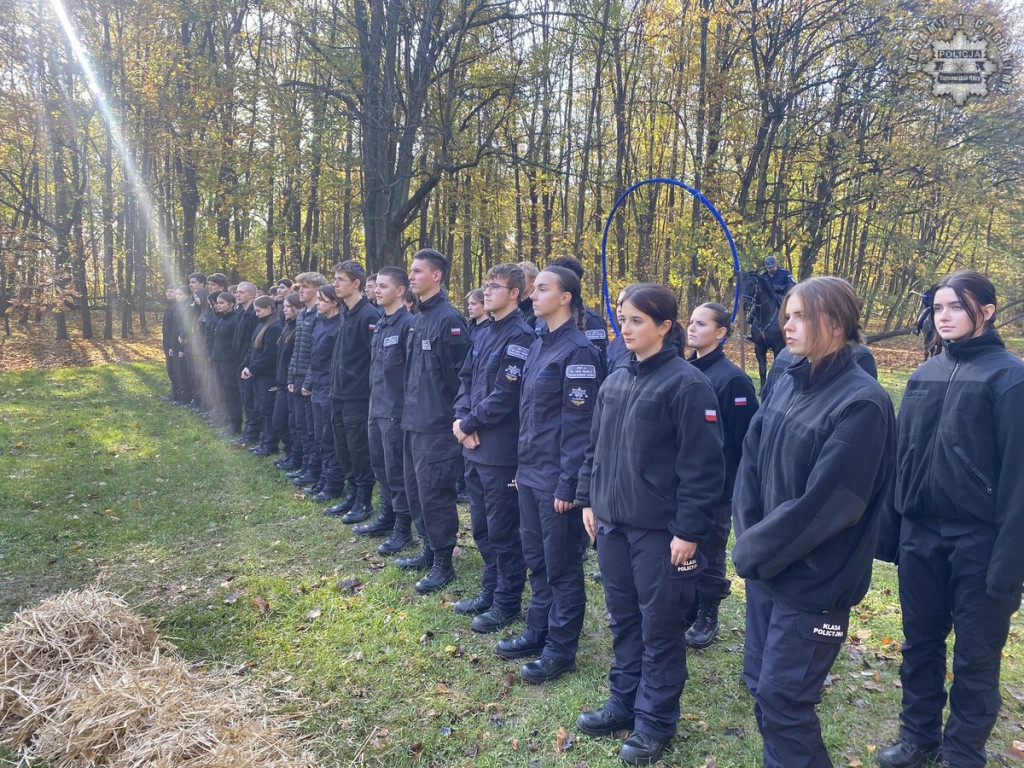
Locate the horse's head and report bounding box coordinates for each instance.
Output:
[739,270,761,310]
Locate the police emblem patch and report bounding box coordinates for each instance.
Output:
[569,386,588,406]
[505,364,521,381]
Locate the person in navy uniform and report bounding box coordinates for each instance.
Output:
[210,291,242,436]
[301,285,343,499]
[495,266,603,684]
[359,267,416,550]
[876,271,1024,768]
[395,249,470,594]
[683,302,759,650]
[232,282,260,447]
[762,255,795,303]
[574,284,724,765]
[534,256,608,375]
[240,295,282,457]
[732,277,895,768]
[323,260,380,520]
[270,293,302,465]
[452,264,535,633]
[285,273,327,486]
[605,288,631,374]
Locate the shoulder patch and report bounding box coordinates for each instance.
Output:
[733,396,748,406]
[568,386,589,406]
[705,409,718,422]
[369,323,376,331]
[566,364,597,379]
[507,344,530,360]
[450,327,462,336]
[586,329,607,341]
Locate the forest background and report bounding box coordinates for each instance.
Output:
[1,0,1023,341]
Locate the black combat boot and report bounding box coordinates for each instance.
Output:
[322,481,357,516]
[341,484,374,524]
[684,598,722,649]
[415,548,455,594]
[377,512,414,555]
[354,501,396,537]
[395,544,433,571]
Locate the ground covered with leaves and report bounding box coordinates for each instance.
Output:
[1,345,1023,767]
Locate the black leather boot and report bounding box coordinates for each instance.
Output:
[341,484,374,524]
[395,544,433,571]
[377,511,414,555]
[685,598,722,649]
[334,481,358,513]
[415,548,455,594]
[354,503,396,537]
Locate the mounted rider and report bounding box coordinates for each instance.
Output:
[746,255,796,340]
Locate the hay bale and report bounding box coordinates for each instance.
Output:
[33,657,317,768]
[1,589,319,768]
[0,589,161,745]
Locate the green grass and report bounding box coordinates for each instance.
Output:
[1,362,1023,767]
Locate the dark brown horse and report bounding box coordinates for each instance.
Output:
[740,270,786,387]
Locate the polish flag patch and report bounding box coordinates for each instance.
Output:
[369,324,376,331]
[451,327,462,336]
[705,409,718,422]
[734,397,748,406]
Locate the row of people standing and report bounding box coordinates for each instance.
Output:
[163,262,1022,768]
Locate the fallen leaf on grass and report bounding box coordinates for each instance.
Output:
[554,727,575,754]
[1006,740,1024,761]
[306,606,322,621]
[223,592,239,605]
[337,577,363,592]
[251,595,270,614]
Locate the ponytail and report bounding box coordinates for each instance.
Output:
[571,294,587,332]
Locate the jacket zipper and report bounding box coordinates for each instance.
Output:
[610,371,641,515]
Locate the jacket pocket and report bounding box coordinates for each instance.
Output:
[951,445,993,495]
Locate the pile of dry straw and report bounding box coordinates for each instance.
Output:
[0,588,319,767]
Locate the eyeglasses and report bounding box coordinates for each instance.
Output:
[483,283,509,293]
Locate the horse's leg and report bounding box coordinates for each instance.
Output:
[756,342,768,388]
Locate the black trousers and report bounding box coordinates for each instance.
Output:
[272,388,291,454]
[518,482,588,664]
[214,360,242,430]
[896,516,1021,768]
[743,579,848,768]
[239,373,259,441]
[292,389,314,466]
[404,430,460,551]
[312,397,343,491]
[695,498,733,602]
[597,521,696,742]
[465,460,525,612]
[331,398,372,487]
[369,417,404,513]
[252,375,276,447]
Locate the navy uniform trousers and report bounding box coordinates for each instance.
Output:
[695,498,733,602]
[404,430,461,551]
[897,515,1022,768]
[518,482,588,664]
[332,398,373,489]
[464,460,525,613]
[743,579,849,768]
[368,417,404,514]
[597,521,697,743]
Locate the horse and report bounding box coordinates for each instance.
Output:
[740,269,786,388]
